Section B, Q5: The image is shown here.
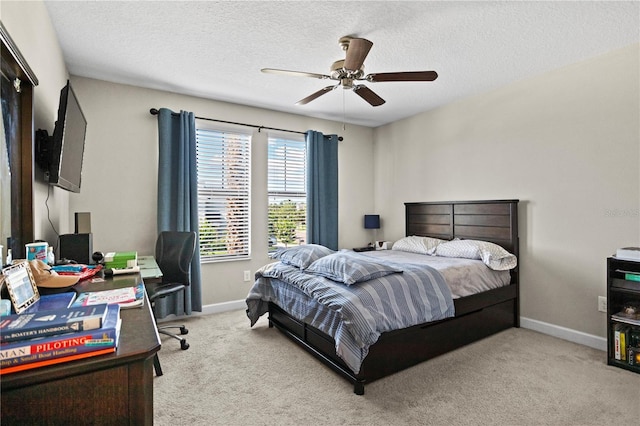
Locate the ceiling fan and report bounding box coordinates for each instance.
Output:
[261,36,438,107]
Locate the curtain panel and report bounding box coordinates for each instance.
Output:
[156,108,202,317]
[306,130,339,250]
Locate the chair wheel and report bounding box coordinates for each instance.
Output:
[181,340,190,350]
[179,326,189,335]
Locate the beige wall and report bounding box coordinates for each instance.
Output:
[66,77,375,305]
[2,1,375,306]
[373,43,640,338]
[4,1,639,339]
[1,0,72,242]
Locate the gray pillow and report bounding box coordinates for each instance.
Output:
[305,251,403,285]
[269,244,334,269]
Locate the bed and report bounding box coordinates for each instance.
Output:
[246,199,519,395]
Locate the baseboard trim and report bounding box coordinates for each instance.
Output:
[156,300,246,324]
[200,300,247,315]
[160,303,608,352]
[520,316,606,352]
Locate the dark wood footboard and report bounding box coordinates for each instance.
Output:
[269,199,519,394]
[269,282,517,394]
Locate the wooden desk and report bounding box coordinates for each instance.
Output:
[0,273,161,425]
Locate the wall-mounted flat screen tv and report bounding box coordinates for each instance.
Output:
[44,80,87,193]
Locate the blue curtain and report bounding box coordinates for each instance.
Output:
[306,130,339,250]
[156,108,202,317]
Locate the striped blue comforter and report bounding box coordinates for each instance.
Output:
[246,255,454,374]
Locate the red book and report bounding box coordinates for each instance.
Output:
[0,347,115,374]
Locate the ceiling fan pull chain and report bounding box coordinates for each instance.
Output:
[342,89,346,131]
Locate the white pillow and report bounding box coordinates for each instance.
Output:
[392,236,444,255]
[435,239,517,271]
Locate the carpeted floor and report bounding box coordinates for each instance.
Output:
[153,309,639,426]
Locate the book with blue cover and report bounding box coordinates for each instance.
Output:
[23,292,76,313]
[0,304,121,373]
[0,303,108,343]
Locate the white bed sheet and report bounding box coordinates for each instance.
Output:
[358,250,512,298]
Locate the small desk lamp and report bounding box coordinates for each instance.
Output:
[364,214,380,248]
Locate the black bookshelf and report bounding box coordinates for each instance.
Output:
[607,257,640,373]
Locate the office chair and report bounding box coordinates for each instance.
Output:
[146,231,196,376]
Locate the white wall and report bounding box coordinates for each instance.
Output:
[373,43,640,338]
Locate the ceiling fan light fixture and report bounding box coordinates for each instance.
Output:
[340,78,354,89]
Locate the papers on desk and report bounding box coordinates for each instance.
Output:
[71,282,145,309]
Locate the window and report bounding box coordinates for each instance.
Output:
[268,134,306,251]
[196,128,251,262]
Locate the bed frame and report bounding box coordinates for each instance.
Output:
[268,199,519,395]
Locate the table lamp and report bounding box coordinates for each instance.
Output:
[364,214,380,248]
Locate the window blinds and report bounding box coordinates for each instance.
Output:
[196,129,251,261]
[268,135,306,250]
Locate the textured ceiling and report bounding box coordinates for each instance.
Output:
[44,1,639,128]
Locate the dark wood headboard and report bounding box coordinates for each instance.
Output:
[404,199,519,257]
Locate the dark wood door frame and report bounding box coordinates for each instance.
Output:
[1,21,38,258]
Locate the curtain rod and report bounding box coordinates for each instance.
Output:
[149,108,343,141]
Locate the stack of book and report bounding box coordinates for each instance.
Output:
[612,306,640,366]
[0,293,122,374]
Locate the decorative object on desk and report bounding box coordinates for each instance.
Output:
[616,247,640,261]
[1,262,40,314]
[71,282,145,309]
[0,303,108,343]
[29,259,79,290]
[364,214,380,248]
[25,242,48,262]
[46,246,55,266]
[0,304,121,375]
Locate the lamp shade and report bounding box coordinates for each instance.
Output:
[364,215,380,229]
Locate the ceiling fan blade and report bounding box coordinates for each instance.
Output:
[261,68,331,80]
[366,71,438,82]
[344,38,373,71]
[353,85,385,107]
[296,85,336,105]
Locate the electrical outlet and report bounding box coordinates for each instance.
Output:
[243,270,251,282]
[598,296,607,313]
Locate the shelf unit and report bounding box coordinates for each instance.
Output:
[607,257,640,373]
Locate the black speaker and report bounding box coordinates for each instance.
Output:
[59,233,93,264]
